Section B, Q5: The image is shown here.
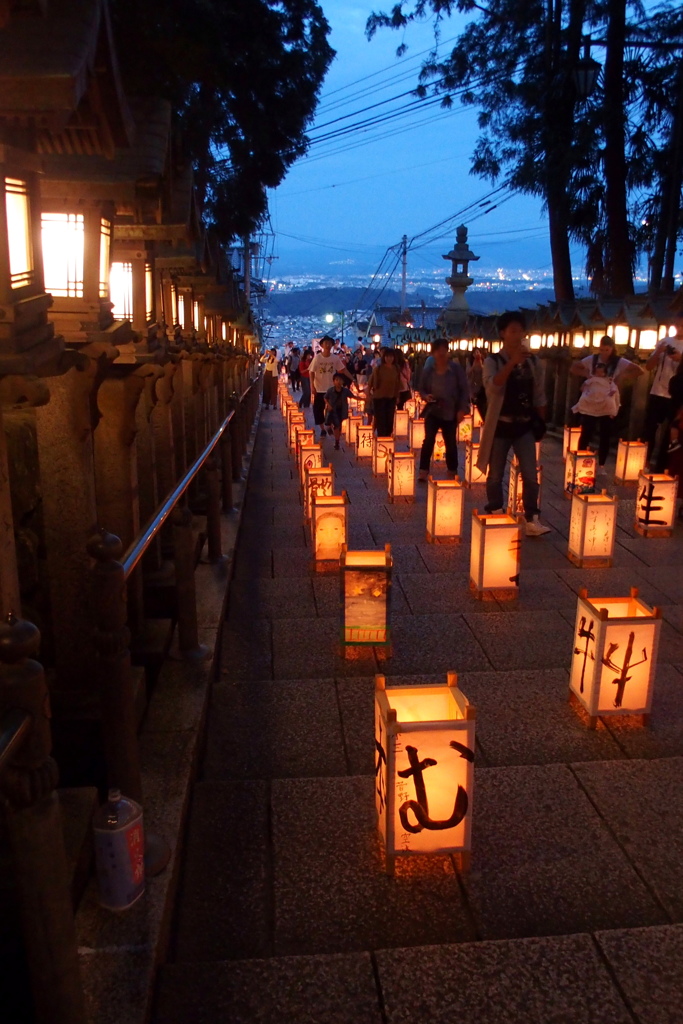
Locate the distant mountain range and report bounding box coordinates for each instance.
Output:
[264,286,557,318]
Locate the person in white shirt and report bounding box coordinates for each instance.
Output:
[643,311,683,470]
[308,335,353,440]
[570,335,642,473]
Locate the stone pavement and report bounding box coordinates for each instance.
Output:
[153,402,683,1024]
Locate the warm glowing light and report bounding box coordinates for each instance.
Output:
[145,263,154,322]
[393,409,409,438]
[465,442,486,486]
[373,333,381,343]
[573,334,586,348]
[387,451,415,501]
[472,406,483,430]
[171,285,179,324]
[299,443,323,488]
[99,219,110,298]
[193,301,199,331]
[295,427,315,463]
[639,329,658,350]
[312,492,347,562]
[614,324,629,345]
[372,436,394,476]
[563,425,582,461]
[469,511,521,599]
[341,545,392,648]
[5,178,33,288]
[614,440,648,484]
[110,261,133,319]
[287,411,305,452]
[222,321,227,341]
[564,450,596,497]
[41,212,84,297]
[508,461,543,514]
[457,414,473,444]
[568,492,617,567]
[347,414,363,447]
[409,418,425,450]
[325,314,335,323]
[635,472,678,537]
[305,465,334,520]
[356,424,374,459]
[375,672,475,875]
[426,477,464,541]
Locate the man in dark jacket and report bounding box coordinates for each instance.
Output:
[418,338,470,480]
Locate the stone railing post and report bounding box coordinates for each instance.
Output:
[204,454,223,563]
[0,613,86,1024]
[171,506,209,659]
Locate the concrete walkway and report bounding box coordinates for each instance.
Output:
[154,402,683,1024]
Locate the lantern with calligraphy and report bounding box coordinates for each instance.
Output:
[635,472,678,537]
[456,414,473,444]
[372,436,394,477]
[433,432,446,462]
[287,410,305,451]
[312,491,348,565]
[409,418,426,450]
[569,587,662,727]
[340,545,392,652]
[347,414,363,447]
[387,451,415,502]
[374,672,475,875]
[404,396,418,418]
[304,465,334,520]
[295,428,315,464]
[394,408,410,438]
[464,442,486,486]
[469,511,521,600]
[299,443,323,488]
[507,461,543,514]
[568,492,617,567]
[426,477,464,542]
[563,426,582,460]
[356,424,374,460]
[614,440,648,484]
[564,450,596,497]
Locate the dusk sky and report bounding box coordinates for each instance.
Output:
[267,0,587,288]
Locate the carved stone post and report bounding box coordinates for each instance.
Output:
[151,363,177,503]
[93,371,146,552]
[0,614,86,1024]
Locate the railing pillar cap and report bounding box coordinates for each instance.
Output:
[87,528,123,563]
[0,613,40,664]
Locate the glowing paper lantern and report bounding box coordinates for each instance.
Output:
[409,418,426,450]
[568,492,617,567]
[340,545,392,651]
[635,472,678,537]
[433,432,446,462]
[507,461,543,515]
[569,587,662,727]
[394,408,409,438]
[472,407,483,430]
[372,436,394,477]
[469,511,521,600]
[563,426,582,460]
[356,424,374,460]
[312,491,348,564]
[287,411,305,450]
[404,397,418,418]
[374,672,475,875]
[614,440,648,484]
[304,465,334,521]
[387,451,415,502]
[347,414,363,447]
[426,477,464,542]
[299,443,323,487]
[464,442,486,486]
[295,428,315,463]
[564,450,596,497]
[456,414,473,444]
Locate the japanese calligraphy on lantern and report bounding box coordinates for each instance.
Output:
[456,414,473,444]
[470,511,521,599]
[635,472,678,537]
[388,451,415,501]
[567,492,617,567]
[372,436,394,477]
[356,424,374,459]
[304,465,334,520]
[465,442,486,486]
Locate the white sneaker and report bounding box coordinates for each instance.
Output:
[525,516,551,537]
[485,507,504,515]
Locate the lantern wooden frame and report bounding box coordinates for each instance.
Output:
[287,410,305,450]
[372,436,394,477]
[295,428,315,463]
[356,424,374,460]
[374,672,475,876]
[393,408,409,438]
[507,461,543,515]
[635,472,679,538]
[614,440,648,484]
[340,544,392,654]
[469,510,521,600]
[409,418,426,450]
[347,413,363,447]
[299,443,323,488]
[464,442,486,486]
[569,587,662,728]
[304,465,334,521]
[387,451,415,502]
[564,449,596,498]
[426,477,464,542]
[312,491,348,567]
[567,491,617,567]
[563,425,582,460]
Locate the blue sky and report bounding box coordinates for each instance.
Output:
[267,0,578,286]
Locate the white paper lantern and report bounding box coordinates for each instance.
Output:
[426,477,464,542]
[464,442,486,486]
[635,472,679,537]
[567,492,617,567]
[340,545,392,651]
[347,414,363,447]
[356,424,374,460]
[457,414,473,444]
[614,440,648,484]
[563,425,582,460]
[299,443,323,487]
[312,491,348,564]
[564,450,596,497]
[372,436,394,477]
[304,465,334,520]
[393,409,409,438]
[409,418,426,450]
[387,451,415,502]
[507,461,543,515]
[469,511,521,600]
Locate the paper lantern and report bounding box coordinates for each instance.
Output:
[569,587,662,727]
[394,408,410,438]
[426,477,464,542]
[304,465,334,521]
[568,492,617,567]
[469,511,521,600]
[472,406,483,430]
[285,402,299,434]
[299,443,323,487]
[356,424,374,460]
[564,450,596,497]
[374,672,475,875]
[295,428,315,463]
[347,414,363,447]
[312,491,348,564]
[404,397,418,418]
[287,411,305,451]
[372,436,394,477]
[563,425,582,460]
[409,418,426,450]
[507,461,543,515]
[464,442,486,486]
[614,440,647,484]
[433,431,446,462]
[635,472,679,537]
[457,414,473,444]
[340,545,392,651]
[387,451,415,502]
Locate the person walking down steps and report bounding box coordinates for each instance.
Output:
[324,373,355,449]
[309,335,353,441]
[260,347,278,409]
[417,338,470,482]
[369,347,402,436]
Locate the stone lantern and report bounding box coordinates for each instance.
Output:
[439,225,480,330]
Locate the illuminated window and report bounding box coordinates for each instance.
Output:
[177,292,185,326]
[171,284,178,324]
[221,321,227,340]
[145,263,153,322]
[5,178,33,288]
[42,212,84,297]
[193,300,199,330]
[99,219,111,297]
[110,262,133,319]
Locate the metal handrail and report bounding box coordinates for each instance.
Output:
[121,378,257,579]
[0,708,31,773]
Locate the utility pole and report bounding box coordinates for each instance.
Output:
[243,235,251,303]
[401,234,408,311]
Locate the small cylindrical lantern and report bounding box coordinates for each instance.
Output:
[507,461,543,515]
[374,671,475,875]
[372,436,394,477]
[409,418,426,450]
[340,545,392,652]
[456,414,473,444]
[564,449,596,498]
[569,587,662,727]
[299,443,323,488]
[635,472,679,537]
[614,440,648,484]
[464,442,486,486]
[347,414,363,447]
[387,451,415,502]
[568,492,617,567]
[312,491,348,564]
[426,477,464,542]
[356,424,374,460]
[393,408,409,438]
[304,465,334,521]
[563,425,582,460]
[469,510,521,600]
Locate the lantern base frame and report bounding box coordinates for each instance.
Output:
[389,495,415,504]
[566,549,613,569]
[311,558,340,574]
[339,640,393,660]
[425,531,461,544]
[568,689,649,730]
[634,521,673,539]
[469,579,518,601]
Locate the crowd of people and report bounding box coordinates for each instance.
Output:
[261,307,683,529]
